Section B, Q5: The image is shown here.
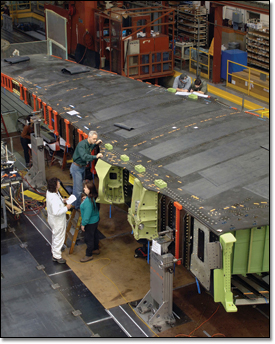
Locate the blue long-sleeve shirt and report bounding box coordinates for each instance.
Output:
[80,197,99,226]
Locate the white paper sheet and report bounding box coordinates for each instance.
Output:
[175,91,209,98]
[193,92,209,98]
[66,110,79,116]
[66,194,76,205]
[175,91,191,96]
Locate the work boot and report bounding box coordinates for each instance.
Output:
[80,255,93,263]
[92,249,100,255]
[52,257,66,264]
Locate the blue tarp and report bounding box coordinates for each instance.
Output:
[221,49,247,81]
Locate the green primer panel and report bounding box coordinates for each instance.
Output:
[262,226,269,271]
[231,229,250,275]
[214,233,237,312]
[127,178,158,240]
[231,226,269,275]
[95,159,124,204]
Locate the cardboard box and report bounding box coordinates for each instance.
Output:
[243,69,269,81]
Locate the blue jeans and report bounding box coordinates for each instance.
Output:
[70,163,86,209]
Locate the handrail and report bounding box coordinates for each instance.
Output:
[226,59,269,103]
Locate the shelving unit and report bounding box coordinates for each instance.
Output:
[174,41,193,69]
[176,5,208,47]
[246,27,269,71]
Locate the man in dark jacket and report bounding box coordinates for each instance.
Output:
[70,131,103,209]
[189,77,208,94]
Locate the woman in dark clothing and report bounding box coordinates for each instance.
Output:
[80,181,100,262]
[20,115,34,167]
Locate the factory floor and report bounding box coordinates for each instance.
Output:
[1,135,270,338]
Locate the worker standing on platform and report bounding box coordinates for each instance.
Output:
[189,77,208,94]
[3,4,10,16]
[20,115,34,168]
[172,73,191,92]
[70,131,103,210]
[80,181,100,263]
[46,178,72,264]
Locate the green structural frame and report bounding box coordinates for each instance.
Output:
[127,178,158,240]
[95,159,125,204]
[214,233,237,312]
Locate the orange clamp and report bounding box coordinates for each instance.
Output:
[77,128,84,142]
[42,102,47,124]
[174,201,183,265]
[47,106,53,130]
[32,94,37,111]
[52,110,59,136]
[23,87,28,105]
[90,148,97,175]
[19,83,24,100]
[64,119,71,148]
[37,97,42,109]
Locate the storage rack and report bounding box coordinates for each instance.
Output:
[246,27,269,71]
[176,5,208,47]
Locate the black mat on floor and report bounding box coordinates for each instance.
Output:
[1,212,124,338]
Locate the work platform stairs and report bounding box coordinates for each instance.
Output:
[64,208,82,254]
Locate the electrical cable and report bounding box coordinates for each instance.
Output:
[212,333,226,337]
[175,304,224,338]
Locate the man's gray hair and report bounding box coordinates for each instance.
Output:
[88,130,98,137]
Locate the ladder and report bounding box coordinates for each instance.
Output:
[64,209,82,254]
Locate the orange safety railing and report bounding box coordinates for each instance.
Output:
[1,73,13,92]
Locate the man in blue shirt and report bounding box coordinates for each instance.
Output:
[70,131,103,209]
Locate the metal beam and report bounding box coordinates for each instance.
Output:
[212,4,223,83]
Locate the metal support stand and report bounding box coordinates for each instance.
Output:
[135,228,179,332]
[25,111,46,188]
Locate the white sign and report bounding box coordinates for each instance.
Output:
[151,240,162,255]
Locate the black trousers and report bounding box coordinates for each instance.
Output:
[20,137,31,164]
[84,221,99,257]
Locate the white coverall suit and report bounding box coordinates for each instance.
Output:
[46,190,68,259]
